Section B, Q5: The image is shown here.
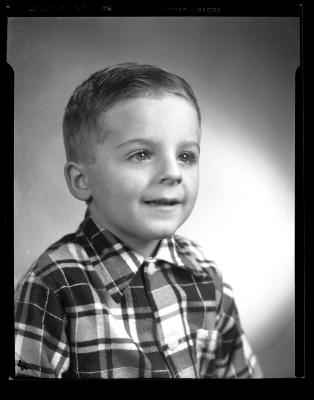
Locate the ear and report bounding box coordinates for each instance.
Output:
[64,161,91,202]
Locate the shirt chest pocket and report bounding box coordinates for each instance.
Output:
[196,328,219,378]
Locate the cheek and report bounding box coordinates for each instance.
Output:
[185,169,199,196]
[101,169,148,202]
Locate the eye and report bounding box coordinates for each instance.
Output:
[128,150,152,162]
[177,151,199,165]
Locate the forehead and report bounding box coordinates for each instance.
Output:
[102,95,200,140]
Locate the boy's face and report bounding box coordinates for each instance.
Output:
[84,95,200,252]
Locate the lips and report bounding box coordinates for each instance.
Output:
[143,197,181,206]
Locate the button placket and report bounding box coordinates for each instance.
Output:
[143,260,196,378]
[142,258,176,377]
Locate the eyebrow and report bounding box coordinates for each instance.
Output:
[116,138,200,152]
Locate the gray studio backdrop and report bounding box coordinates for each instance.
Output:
[10,17,299,378]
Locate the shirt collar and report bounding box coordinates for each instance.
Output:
[78,209,185,303]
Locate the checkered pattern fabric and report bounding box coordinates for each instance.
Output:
[14,210,263,379]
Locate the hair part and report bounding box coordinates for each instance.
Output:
[63,62,201,164]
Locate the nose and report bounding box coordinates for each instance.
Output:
[159,156,183,185]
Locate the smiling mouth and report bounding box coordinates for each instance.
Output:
[143,198,181,206]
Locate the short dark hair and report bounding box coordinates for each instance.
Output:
[63,62,201,164]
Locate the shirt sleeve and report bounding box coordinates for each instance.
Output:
[14,272,70,378]
[214,281,263,378]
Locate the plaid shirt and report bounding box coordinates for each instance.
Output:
[15,210,262,379]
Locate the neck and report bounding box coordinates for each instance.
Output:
[124,238,160,258]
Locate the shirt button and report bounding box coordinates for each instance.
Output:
[168,337,179,351]
[208,330,218,351]
[147,263,155,275]
[146,258,157,275]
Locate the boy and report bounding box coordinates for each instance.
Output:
[14,62,263,379]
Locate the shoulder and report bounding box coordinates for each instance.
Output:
[174,234,223,286]
[16,231,89,293]
[174,235,237,312]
